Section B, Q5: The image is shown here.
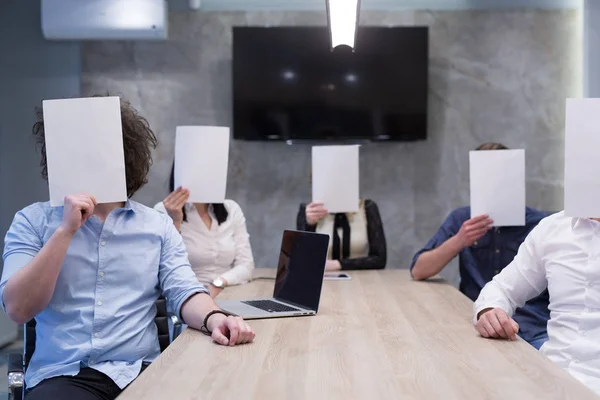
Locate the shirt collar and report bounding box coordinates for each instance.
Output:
[123,199,135,212]
[571,216,597,231]
[185,203,214,214]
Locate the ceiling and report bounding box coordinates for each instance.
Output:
[169,0,581,11]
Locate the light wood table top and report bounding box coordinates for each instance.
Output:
[118,269,598,400]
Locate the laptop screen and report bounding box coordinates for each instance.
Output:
[273,230,329,311]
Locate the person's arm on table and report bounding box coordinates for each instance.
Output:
[473,224,547,340]
[1,195,96,324]
[411,213,492,280]
[159,218,255,346]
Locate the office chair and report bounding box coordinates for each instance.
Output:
[6,296,182,400]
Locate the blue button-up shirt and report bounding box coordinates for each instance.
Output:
[411,206,551,343]
[1,200,207,389]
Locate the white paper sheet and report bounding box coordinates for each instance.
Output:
[564,98,600,217]
[43,96,127,206]
[469,149,525,226]
[175,126,230,203]
[312,145,359,213]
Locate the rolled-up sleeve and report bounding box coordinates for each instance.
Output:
[410,210,463,272]
[158,218,208,320]
[1,209,43,313]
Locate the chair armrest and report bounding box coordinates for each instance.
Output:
[169,314,183,341]
[8,353,24,399]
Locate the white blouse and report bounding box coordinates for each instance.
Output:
[154,199,255,286]
[315,203,369,260]
[474,212,600,395]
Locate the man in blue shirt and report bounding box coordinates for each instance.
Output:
[410,142,550,349]
[1,97,255,400]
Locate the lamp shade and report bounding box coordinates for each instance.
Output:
[326,0,360,50]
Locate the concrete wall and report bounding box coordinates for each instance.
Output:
[82,10,581,278]
[0,0,81,344]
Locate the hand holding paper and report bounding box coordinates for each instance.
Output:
[175,126,230,204]
[564,98,600,218]
[312,145,359,213]
[43,96,127,206]
[469,149,525,227]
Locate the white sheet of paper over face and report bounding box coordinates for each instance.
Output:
[469,149,525,226]
[312,145,359,213]
[175,126,230,203]
[565,98,600,218]
[43,96,126,206]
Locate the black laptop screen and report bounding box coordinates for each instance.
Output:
[273,230,329,311]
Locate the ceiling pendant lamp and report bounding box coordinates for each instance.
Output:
[326,0,361,50]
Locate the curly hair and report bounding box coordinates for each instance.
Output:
[32,95,158,198]
[475,142,509,151]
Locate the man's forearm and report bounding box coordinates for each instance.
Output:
[3,227,73,323]
[412,236,463,280]
[180,292,221,330]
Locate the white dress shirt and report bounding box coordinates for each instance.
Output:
[474,211,600,395]
[155,200,255,286]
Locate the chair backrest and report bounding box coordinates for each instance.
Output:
[23,296,171,370]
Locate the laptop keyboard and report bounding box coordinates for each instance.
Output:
[242,300,300,313]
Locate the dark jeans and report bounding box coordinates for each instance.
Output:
[25,364,149,400]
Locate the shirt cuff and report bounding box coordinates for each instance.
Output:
[472,302,512,325]
[172,285,209,321]
[410,247,431,273]
[0,283,7,315]
[220,265,253,286]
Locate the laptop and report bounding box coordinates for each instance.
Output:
[217,230,330,319]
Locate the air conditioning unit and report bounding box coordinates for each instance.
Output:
[41,0,168,40]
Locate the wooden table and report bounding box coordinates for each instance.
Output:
[118,269,598,400]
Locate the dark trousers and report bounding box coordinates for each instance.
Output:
[25,364,149,400]
[25,368,121,400]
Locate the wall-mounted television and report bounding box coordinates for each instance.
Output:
[232,26,428,142]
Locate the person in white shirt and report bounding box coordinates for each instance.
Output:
[473,211,600,395]
[154,167,255,297]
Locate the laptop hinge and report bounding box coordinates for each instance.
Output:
[274,297,315,312]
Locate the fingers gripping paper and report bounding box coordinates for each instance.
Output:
[175,126,230,203]
[312,145,359,213]
[564,98,600,218]
[43,96,127,206]
[469,149,525,227]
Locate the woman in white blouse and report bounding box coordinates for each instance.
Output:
[154,168,255,297]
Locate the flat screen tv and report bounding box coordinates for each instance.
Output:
[232,26,428,142]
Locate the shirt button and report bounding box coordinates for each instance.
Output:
[99,271,105,277]
[97,301,103,306]
[495,249,500,254]
[473,241,478,246]
[574,359,580,364]
[100,241,106,247]
[89,360,95,365]
[588,282,594,288]
[494,270,500,274]
[496,229,501,234]
[94,332,99,338]
[581,331,587,337]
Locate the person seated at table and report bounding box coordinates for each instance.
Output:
[473,212,600,395]
[154,166,255,298]
[1,97,255,400]
[296,199,386,271]
[410,142,550,350]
